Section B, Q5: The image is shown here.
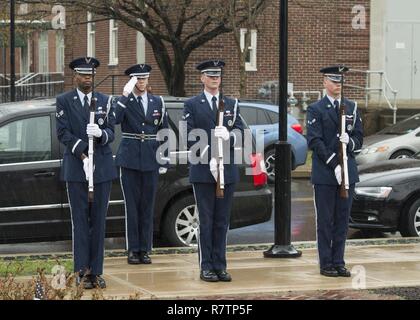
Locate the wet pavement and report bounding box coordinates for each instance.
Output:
[72,240,420,299]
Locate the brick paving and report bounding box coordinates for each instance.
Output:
[189,289,404,300]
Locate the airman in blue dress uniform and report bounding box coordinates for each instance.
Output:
[306,65,363,277]
[183,59,243,282]
[56,57,117,289]
[113,64,168,265]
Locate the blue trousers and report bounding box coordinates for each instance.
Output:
[313,184,355,269]
[120,167,158,252]
[193,183,236,271]
[66,181,111,275]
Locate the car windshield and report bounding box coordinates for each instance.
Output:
[378,115,420,135]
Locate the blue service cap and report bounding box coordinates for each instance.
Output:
[196,59,225,77]
[69,57,100,74]
[125,64,152,78]
[320,65,349,82]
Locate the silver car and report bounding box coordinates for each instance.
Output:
[357,113,420,165]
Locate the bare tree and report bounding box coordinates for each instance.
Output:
[21,0,269,96]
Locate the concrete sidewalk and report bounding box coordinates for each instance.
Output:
[96,240,420,299]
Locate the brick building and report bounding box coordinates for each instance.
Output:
[63,0,370,102]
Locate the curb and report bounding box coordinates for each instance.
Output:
[1,237,419,262]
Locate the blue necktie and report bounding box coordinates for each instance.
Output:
[138,96,146,114]
[212,96,218,119]
[334,100,340,118]
[84,95,89,109]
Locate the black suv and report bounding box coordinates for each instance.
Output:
[0,98,272,246]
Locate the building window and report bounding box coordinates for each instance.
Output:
[56,31,64,73]
[136,31,145,64]
[20,36,30,74]
[38,31,48,73]
[109,19,118,65]
[240,28,257,71]
[87,12,95,57]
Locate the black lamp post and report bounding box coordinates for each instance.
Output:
[264,0,301,258]
[10,0,16,102]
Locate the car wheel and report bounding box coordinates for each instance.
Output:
[264,148,295,184]
[400,198,420,237]
[390,150,414,160]
[264,149,276,184]
[162,194,199,247]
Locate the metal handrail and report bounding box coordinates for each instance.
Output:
[346,69,398,124]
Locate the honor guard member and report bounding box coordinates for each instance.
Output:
[56,57,117,289]
[306,65,363,277]
[114,64,169,265]
[183,59,243,282]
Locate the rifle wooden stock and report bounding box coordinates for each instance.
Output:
[339,71,349,199]
[88,69,95,202]
[216,95,225,199]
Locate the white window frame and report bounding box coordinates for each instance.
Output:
[38,31,48,73]
[240,28,257,71]
[87,12,95,57]
[109,19,119,65]
[20,36,30,74]
[55,31,65,73]
[136,31,146,64]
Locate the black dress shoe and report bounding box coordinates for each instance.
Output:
[139,251,152,264]
[335,266,351,277]
[127,251,141,264]
[200,270,219,282]
[320,267,339,277]
[90,275,107,289]
[214,270,232,282]
[76,274,94,289]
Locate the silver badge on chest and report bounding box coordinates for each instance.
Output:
[347,125,353,131]
[228,120,233,127]
[154,119,159,125]
[98,118,104,126]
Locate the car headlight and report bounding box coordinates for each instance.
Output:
[355,187,392,199]
[360,146,389,155]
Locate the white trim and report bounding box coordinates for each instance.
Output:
[87,12,95,57]
[0,204,62,212]
[119,167,129,251]
[192,185,202,270]
[240,28,258,71]
[312,186,321,268]
[136,31,146,64]
[159,96,166,125]
[103,130,108,145]
[350,138,355,151]
[0,159,61,168]
[72,139,82,154]
[65,183,75,272]
[109,19,119,65]
[326,153,336,165]
[117,101,126,109]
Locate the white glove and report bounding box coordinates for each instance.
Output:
[340,132,349,145]
[214,126,229,141]
[123,77,138,96]
[82,158,89,181]
[159,167,167,175]
[209,157,218,182]
[334,165,342,185]
[86,123,102,138]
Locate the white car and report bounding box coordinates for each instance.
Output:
[356,113,420,165]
